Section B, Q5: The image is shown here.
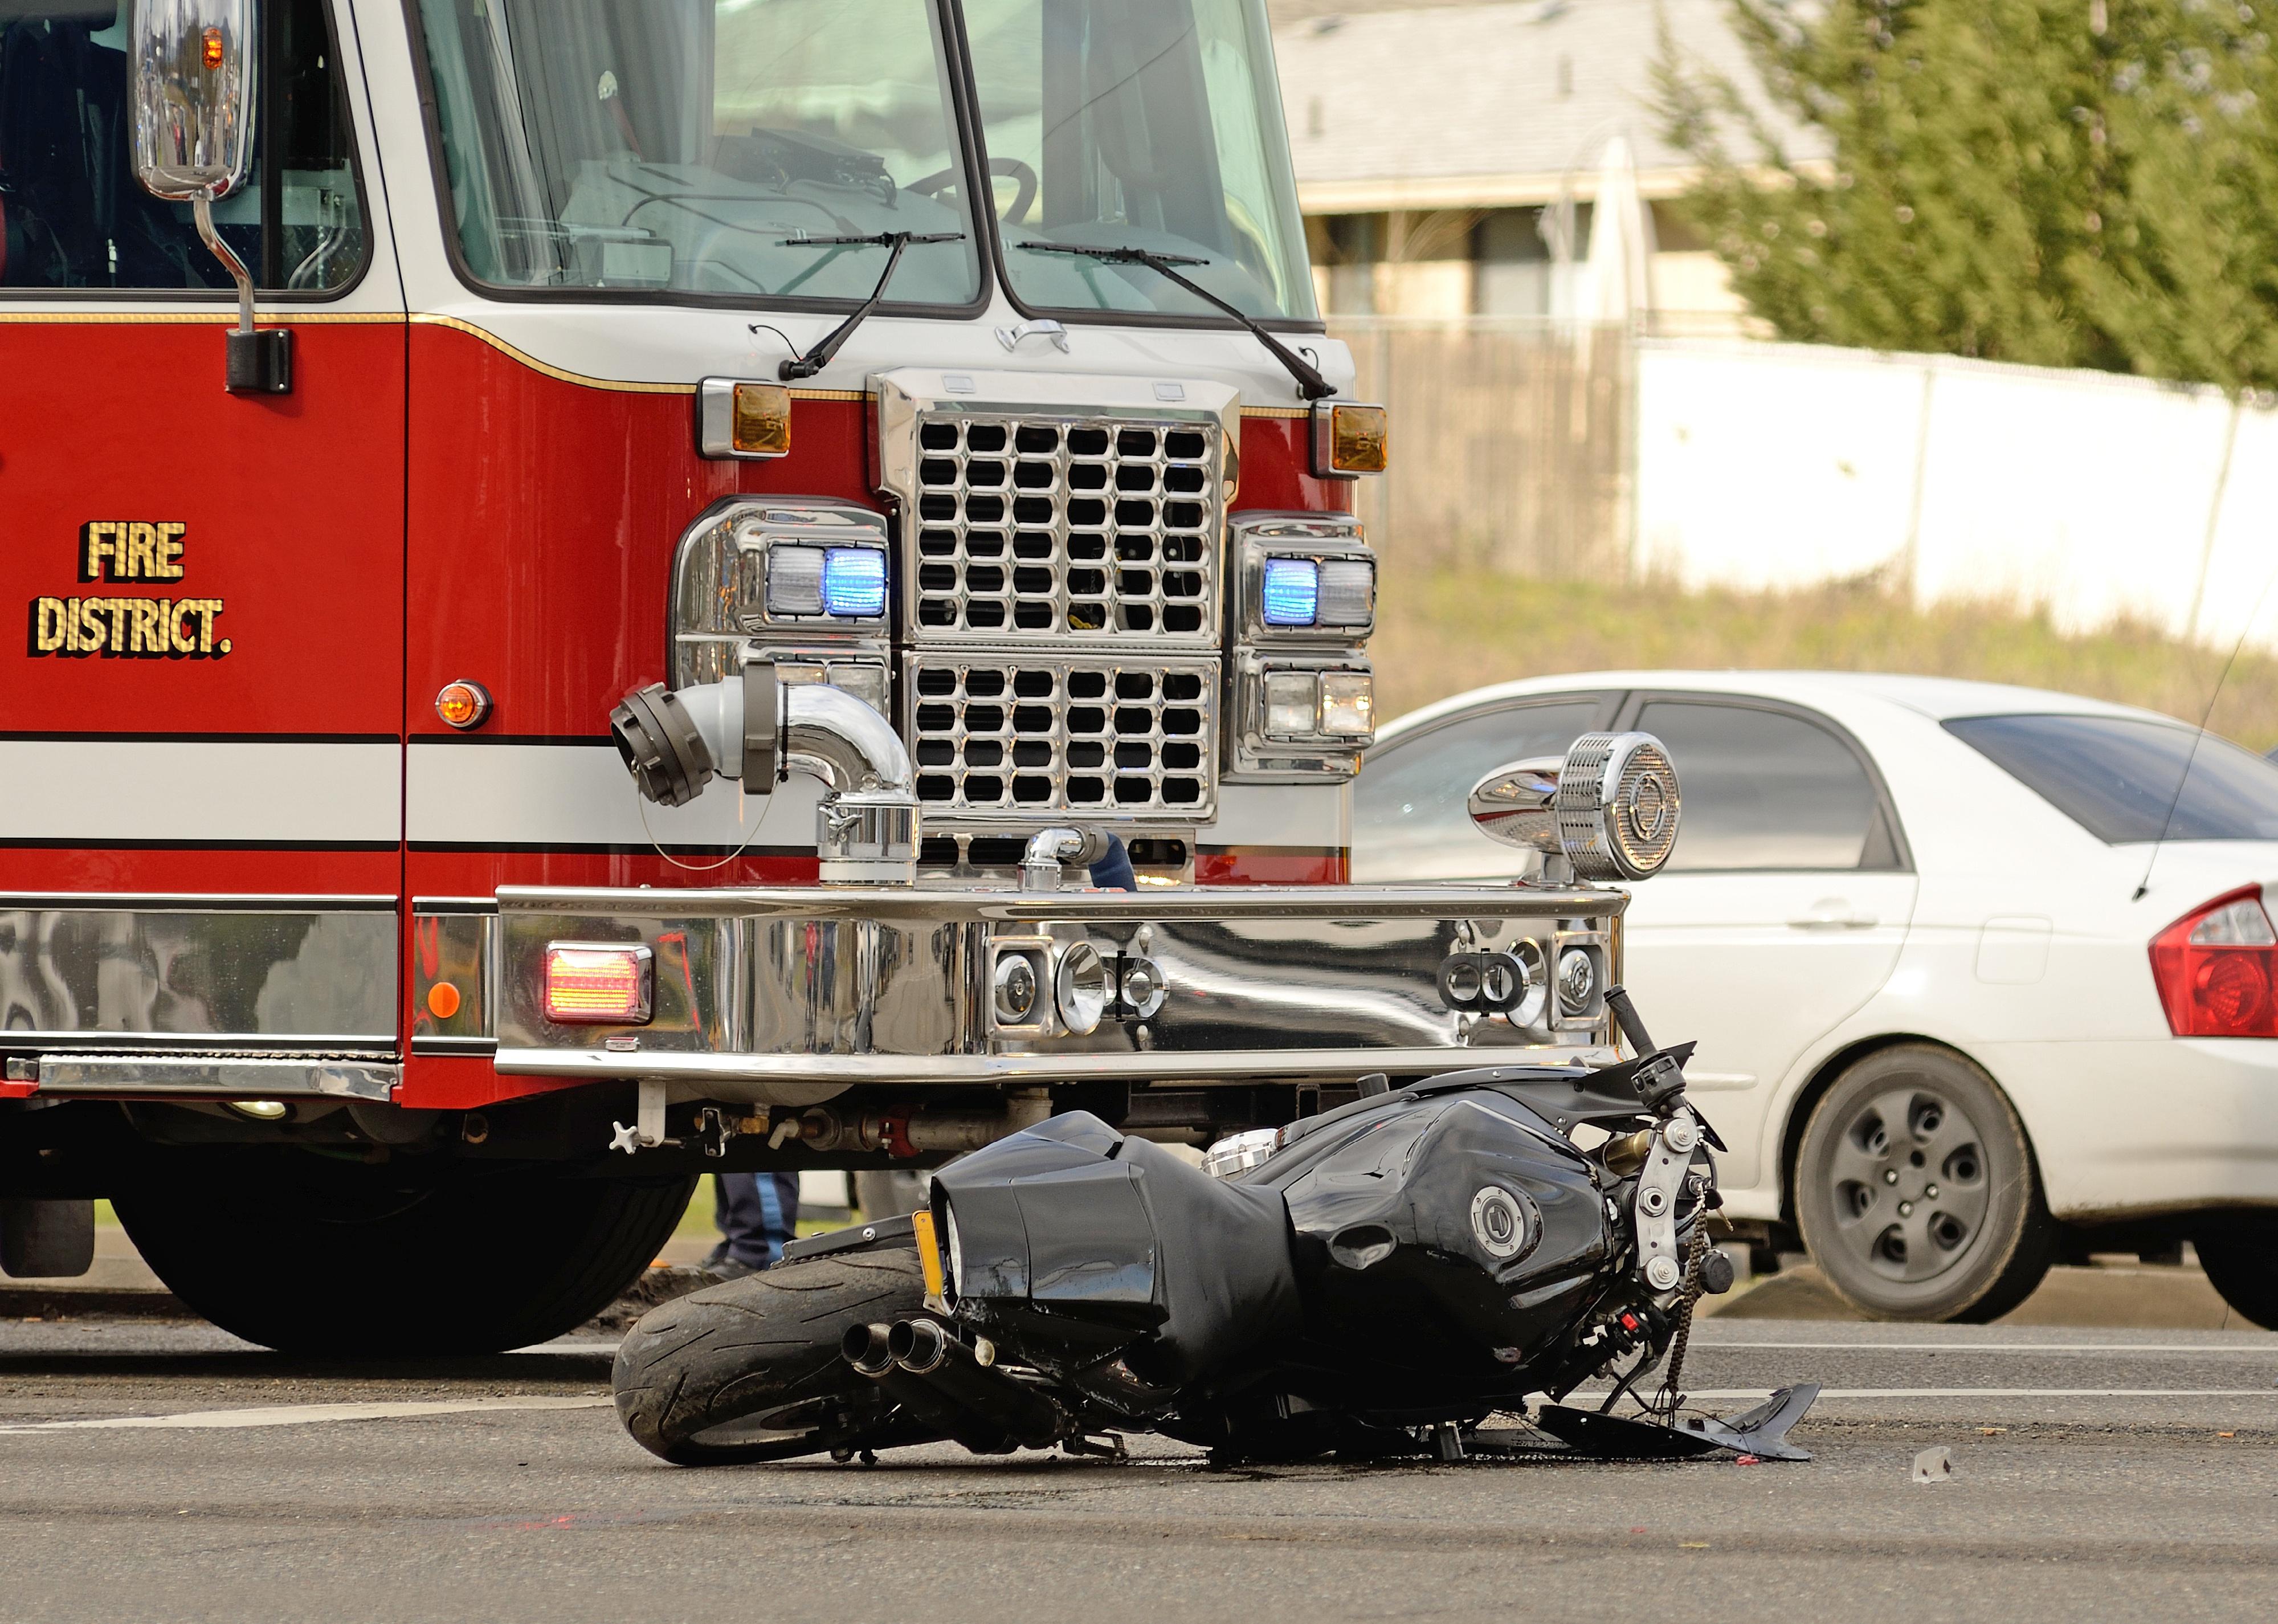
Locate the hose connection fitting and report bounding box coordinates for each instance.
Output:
[611,659,918,885]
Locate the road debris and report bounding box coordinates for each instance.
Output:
[1913,1446,1954,1483]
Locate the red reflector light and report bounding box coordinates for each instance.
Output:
[2150,886,2278,1037]
[544,944,654,1025]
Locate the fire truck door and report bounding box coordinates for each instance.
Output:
[0,3,408,1050]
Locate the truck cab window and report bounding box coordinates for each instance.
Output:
[966,0,1317,321]
[415,0,980,305]
[0,0,364,292]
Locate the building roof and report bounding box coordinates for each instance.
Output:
[1271,0,1825,213]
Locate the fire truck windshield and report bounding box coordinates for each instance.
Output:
[967,0,1317,323]
[415,0,983,305]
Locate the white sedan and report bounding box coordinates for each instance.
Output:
[1356,671,2278,1324]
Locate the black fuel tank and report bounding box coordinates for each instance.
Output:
[1266,1090,1613,1376]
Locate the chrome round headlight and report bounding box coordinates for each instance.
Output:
[1557,945,1599,1017]
[1055,941,1109,1036]
[1555,732,1681,881]
[992,952,1040,1024]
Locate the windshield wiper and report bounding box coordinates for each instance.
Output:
[1016,241,1333,401]
[777,231,964,381]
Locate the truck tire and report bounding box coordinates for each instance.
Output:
[2193,1214,2278,1330]
[1794,1045,2054,1323]
[112,1158,694,1356]
[614,1246,926,1466]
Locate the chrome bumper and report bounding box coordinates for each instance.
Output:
[488,883,1626,1103]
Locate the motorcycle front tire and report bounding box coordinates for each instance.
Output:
[614,1244,928,1466]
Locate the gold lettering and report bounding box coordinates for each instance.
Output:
[32,598,64,654]
[124,523,157,580]
[81,523,115,582]
[170,600,197,654]
[105,599,128,654]
[193,599,219,654]
[130,599,160,654]
[155,524,187,580]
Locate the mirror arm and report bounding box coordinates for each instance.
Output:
[193,193,292,395]
[192,194,256,337]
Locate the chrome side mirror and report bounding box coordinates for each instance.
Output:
[131,0,291,393]
[1469,732,1682,883]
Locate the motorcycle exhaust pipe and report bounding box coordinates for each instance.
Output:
[839,1321,1014,1454]
[842,1321,897,1378]
[885,1319,1067,1448]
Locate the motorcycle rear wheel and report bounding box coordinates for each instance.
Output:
[614,1244,926,1465]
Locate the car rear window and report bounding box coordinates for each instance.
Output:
[1944,713,2278,843]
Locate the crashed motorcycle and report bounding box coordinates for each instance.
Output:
[613,977,1821,1468]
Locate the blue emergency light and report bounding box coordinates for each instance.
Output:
[1260,557,1320,626]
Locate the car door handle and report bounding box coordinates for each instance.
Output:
[1788,900,1878,931]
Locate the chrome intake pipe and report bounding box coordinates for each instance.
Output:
[610,660,918,884]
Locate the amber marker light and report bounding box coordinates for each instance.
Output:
[426,981,463,1021]
[1329,403,1389,475]
[435,679,492,730]
[201,26,224,69]
[732,383,793,457]
[543,944,654,1025]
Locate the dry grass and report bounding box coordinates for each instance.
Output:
[1371,572,2278,752]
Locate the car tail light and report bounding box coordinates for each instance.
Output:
[2149,887,2278,1037]
[543,944,654,1025]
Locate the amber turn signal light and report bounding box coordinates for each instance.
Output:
[543,944,654,1025]
[425,981,463,1021]
[201,26,224,69]
[733,383,793,456]
[1311,401,1389,480]
[435,679,491,731]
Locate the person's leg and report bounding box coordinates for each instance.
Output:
[708,1173,777,1272]
[752,1172,799,1263]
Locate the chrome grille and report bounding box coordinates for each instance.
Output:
[909,413,1222,643]
[905,653,1217,821]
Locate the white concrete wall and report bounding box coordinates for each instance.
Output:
[1635,339,2278,651]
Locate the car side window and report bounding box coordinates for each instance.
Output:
[1635,700,1884,872]
[1353,698,1608,882]
[0,0,363,292]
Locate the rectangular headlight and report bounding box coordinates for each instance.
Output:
[1263,670,1320,736]
[820,547,887,617]
[543,944,654,1025]
[1317,560,1375,628]
[1319,671,1375,737]
[766,546,827,615]
[1261,557,1320,627]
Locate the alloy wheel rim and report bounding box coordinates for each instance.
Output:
[1823,1084,1993,1286]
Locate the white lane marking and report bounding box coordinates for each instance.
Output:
[0,1397,611,1435]
[1676,1388,2278,1401]
[1698,1341,2278,1354]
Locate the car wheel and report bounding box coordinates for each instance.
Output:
[2192,1213,2278,1330]
[1795,1045,2054,1323]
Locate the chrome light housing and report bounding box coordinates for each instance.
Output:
[1468,732,1681,881]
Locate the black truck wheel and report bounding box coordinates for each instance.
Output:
[1794,1044,2054,1323]
[614,1247,926,1466]
[2193,1213,2278,1329]
[113,1157,693,1356]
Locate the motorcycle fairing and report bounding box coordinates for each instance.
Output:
[931,1112,1303,1384]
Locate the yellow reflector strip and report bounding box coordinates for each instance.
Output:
[911,1208,947,1299]
[732,382,793,456]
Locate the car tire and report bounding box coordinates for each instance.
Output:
[114,1156,695,1355]
[613,1246,927,1465]
[1794,1045,2054,1323]
[2192,1214,2278,1330]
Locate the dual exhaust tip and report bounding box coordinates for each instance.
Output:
[842,1317,953,1378]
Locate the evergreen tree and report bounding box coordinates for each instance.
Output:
[1655,1,2278,390]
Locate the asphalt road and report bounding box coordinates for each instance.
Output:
[1,1317,2274,1623]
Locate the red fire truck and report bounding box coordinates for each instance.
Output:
[0,0,1672,1352]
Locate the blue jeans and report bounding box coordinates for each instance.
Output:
[713,1172,799,1268]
